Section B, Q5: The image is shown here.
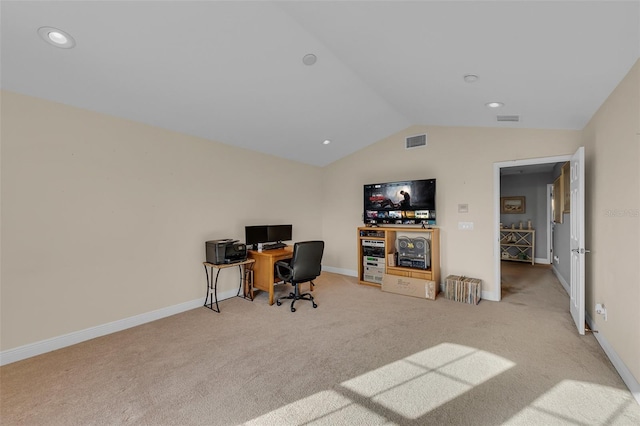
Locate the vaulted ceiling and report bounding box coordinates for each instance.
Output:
[2,1,638,166]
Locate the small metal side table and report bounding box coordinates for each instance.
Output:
[203,258,255,313]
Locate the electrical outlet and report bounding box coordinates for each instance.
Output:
[458,222,474,230]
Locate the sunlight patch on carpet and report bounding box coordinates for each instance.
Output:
[504,380,638,425]
[244,343,515,424]
[343,343,515,419]
[243,390,389,425]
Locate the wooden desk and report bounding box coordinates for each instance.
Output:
[248,246,305,305]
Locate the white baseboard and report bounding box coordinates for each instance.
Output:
[552,271,638,405]
[552,265,570,295]
[322,266,357,277]
[586,313,640,405]
[0,290,239,366]
[535,257,550,264]
[482,290,500,302]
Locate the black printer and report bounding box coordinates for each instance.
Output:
[205,239,248,264]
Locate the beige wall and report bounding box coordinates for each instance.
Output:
[322,125,581,294]
[582,60,640,381]
[0,91,323,350]
[2,61,639,389]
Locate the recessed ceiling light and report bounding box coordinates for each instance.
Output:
[323,139,331,145]
[463,74,478,83]
[486,102,504,108]
[303,54,317,66]
[38,26,75,49]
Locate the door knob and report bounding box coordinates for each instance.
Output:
[571,248,591,254]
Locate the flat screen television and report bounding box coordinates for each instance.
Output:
[363,178,436,226]
[245,224,292,247]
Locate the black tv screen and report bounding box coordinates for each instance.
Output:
[363,179,436,225]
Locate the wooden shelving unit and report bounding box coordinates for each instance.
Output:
[500,229,535,265]
[357,226,440,286]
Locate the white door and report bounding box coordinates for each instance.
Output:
[570,147,586,335]
[547,184,554,266]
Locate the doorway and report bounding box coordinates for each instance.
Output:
[492,154,572,302]
[494,149,587,335]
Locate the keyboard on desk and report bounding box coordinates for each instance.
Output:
[262,242,286,250]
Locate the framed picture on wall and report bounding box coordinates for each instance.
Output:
[501,196,526,214]
[562,162,570,213]
[553,177,563,223]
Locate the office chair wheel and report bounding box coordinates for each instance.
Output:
[291,307,296,312]
[276,300,282,306]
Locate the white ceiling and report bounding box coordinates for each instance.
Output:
[2,1,639,166]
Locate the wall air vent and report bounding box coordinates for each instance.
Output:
[497,115,520,122]
[405,134,427,149]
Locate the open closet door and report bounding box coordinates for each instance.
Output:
[570,146,586,335]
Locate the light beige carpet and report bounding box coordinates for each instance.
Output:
[2,263,639,425]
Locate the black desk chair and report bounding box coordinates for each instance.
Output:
[275,241,324,312]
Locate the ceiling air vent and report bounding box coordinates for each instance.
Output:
[497,115,520,122]
[406,134,427,149]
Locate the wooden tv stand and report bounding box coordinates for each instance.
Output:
[357,226,440,286]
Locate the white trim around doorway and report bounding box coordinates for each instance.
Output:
[492,154,572,302]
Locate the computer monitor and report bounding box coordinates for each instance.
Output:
[245,225,269,246]
[267,224,292,243]
[245,224,293,246]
